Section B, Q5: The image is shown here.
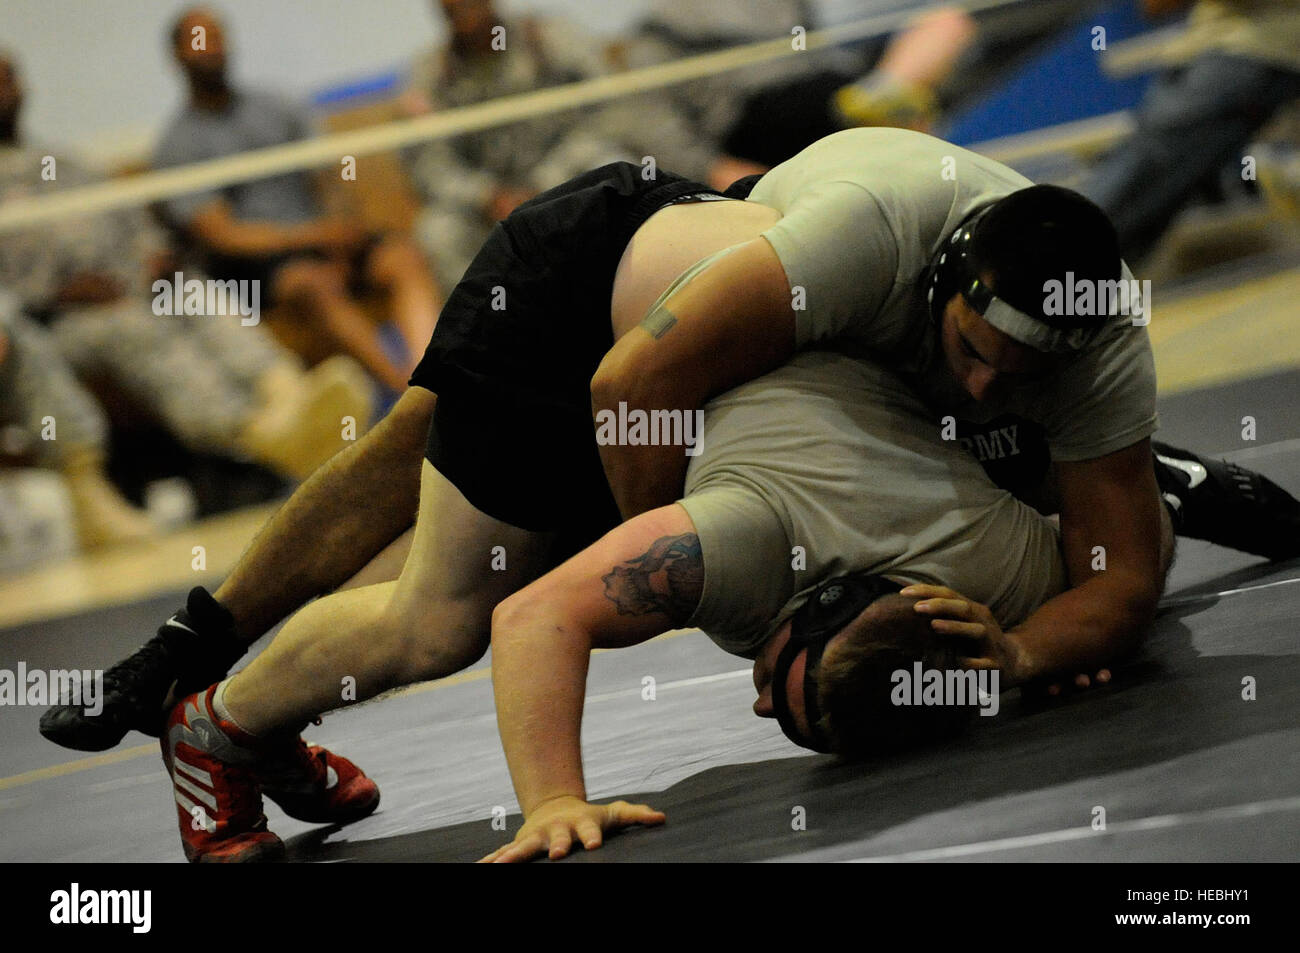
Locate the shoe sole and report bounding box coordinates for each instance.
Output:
[264,784,381,825]
[39,708,134,752]
[186,837,286,864]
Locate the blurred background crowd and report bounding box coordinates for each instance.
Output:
[1,0,1297,573]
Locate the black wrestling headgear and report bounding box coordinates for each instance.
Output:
[924,187,1122,353]
[771,572,903,753]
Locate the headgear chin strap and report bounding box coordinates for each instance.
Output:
[925,204,1107,354]
[771,573,904,753]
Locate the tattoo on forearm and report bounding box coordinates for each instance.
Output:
[640,304,678,339]
[602,534,703,621]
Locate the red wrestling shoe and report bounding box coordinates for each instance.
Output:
[257,740,381,825]
[160,686,284,863]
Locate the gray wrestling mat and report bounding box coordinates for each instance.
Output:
[2,368,1298,863]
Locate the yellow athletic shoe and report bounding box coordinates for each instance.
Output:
[1254,144,1300,223]
[833,75,938,133]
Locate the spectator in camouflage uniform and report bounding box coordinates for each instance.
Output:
[156,8,442,395]
[0,50,371,483]
[403,0,746,288]
[0,289,156,549]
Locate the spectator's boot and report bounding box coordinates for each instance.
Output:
[61,448,156,549]
[239,355,373,480]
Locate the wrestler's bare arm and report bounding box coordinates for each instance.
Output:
[483,504,702,861]
[1005,439,1166,682]
[591,237,794,521]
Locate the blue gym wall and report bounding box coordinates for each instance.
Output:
[941,0,1156,145]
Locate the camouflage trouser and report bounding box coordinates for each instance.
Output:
[48,299,288,452]
[414,204,495,291]
[0,309,108,466]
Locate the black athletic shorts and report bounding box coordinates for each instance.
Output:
[411,162,758,551]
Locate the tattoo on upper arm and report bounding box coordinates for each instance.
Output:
[602,533,703,621]
[640,304,678,339]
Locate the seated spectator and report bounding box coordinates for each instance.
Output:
[832,5,979,133]
[1080,0,1300,261]
[629,1,1106,165]
[622,0,876,170]
[156,7,442,394]
[0,292,154,550]
[0,50,370,482]
[403,0,740,288]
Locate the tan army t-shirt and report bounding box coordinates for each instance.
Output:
[679,351,1069,658]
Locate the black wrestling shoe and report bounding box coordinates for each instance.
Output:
[39,587,247,751]
[1153,440,1300,561]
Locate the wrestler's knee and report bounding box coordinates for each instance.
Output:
[380,590,493,684]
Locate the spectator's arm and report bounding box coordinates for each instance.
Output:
[187,199,344,258]
[586,92,744,188]
[400,48,442,117]
[53,273,126,307]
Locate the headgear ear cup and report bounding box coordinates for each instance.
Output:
[772,573,904,752]
[924,205,991,326]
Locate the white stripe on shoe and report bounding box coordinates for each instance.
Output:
[173,771,218,812]
[175,791,218,832]
[173,761,214,788]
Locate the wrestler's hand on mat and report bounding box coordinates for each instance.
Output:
[1023,667,1113,701]
[478,795,666,863]
[901,584,1025,683]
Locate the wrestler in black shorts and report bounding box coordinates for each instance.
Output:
[411,163,760,554]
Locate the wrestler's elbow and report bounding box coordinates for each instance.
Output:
[590,348,628,412]
[1113,553,1164,609]
[1095,570,1162,646]
[591,343,695,417]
